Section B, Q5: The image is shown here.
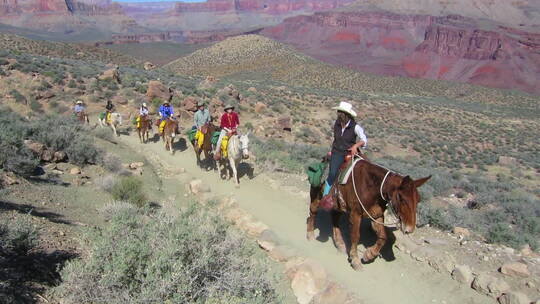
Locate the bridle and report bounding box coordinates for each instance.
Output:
[349,155,401,228]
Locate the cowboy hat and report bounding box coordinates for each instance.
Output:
[224,104,235,110]
[142,102,147,107]
[197,101,205,107]
[76,100,83,104]
[332,101,357,118]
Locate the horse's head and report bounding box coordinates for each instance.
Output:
[391,175,431,234]
[239,132,250,159]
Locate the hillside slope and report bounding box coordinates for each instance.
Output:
[0,33,141,66]
[165,34,539,107]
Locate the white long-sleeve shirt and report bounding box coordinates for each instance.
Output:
[139,107,149,116]
[341,120,367,147]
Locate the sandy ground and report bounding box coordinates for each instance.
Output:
[118,130,493,304]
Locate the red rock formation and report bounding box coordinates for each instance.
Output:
[262,11,540,94]
[173,0,354,15]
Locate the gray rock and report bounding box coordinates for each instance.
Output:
[498,291,530,304]
[500,262,530,278]
[452,265,474,286]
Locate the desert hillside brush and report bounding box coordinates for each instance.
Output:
[110,176,147,207]
[55,201,282,303]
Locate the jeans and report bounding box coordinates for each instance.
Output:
[326,150,346,186]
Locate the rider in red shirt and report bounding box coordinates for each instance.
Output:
[214,104,239,159]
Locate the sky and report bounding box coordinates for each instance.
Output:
[114,0,206,2]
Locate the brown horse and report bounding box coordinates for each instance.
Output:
[307,157,430,270]
[137,115,151,144]
[75,111,89,124]
[192,123,217,170]
[162,118,179,154]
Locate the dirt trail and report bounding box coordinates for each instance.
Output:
[121,134,492,304]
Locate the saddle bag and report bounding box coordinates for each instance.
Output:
[306,162,327,187]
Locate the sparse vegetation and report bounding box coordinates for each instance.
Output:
[55,201,282,303]
[110,176,147,207]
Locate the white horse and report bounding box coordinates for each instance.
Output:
[98,112,123,137]
[217,133,250,185]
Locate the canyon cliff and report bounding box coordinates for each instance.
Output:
[262,11,540,94]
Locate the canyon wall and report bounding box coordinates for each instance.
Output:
[262,11,540,94]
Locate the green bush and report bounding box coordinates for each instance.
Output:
[110,176,147,207]
[55,201,281,303]
[9,89,27,104]
[0,217,38,255]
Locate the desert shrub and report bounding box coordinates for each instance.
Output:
[0,58,8,65]
[55,201,281,303]
[92,128,116,143]
[67,79,77,88]
[0,69,6,76]
[29,99,43,113]
[110,176,147,207]
[9,89,27,104]
[0,217,40,302]
[95,174,118,193]
[100,153,122,173]
[0,217,38,255]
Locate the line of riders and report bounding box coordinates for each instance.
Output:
[72,99,240,161]
[73,98,431,270]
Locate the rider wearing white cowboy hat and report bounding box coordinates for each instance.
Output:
[322,101,367,196]
[74,100,85,113]
[214,103,240,158]
[139,102,149,116]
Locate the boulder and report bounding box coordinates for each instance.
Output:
[146,80,171,102]
[254,102,267,113]
[311,282,350,304]
[472,273,510,297]
[41,149,54,162]
[129,162,144,169]
[70,167,81,175]
[257,239,276,252]
[287,259,328,304]
[143,62,155,70]
[0,172,19,186]
[452,265,474,286]
[488,279,511,296]
[519,244,533,256]
[53,151,67,163]
[98,67,120,83]
[500,262,530,278]
[188,179,210,195]
[182,96,199,112]
[248,87,257,93]
[24,140,45,156]
[452,227,471,237]
[240,220,268,237]
[498,292,530,304]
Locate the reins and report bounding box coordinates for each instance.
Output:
[350,155,401,227]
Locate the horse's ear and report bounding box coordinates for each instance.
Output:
[399,176,414,188]
[414,176,431,188]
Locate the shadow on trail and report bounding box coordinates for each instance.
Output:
[173,138,188,152]
[0,247,78,303]
[0,200,73,226]
[314,211,396,262]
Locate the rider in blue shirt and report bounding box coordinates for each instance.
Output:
[158,101,174,134]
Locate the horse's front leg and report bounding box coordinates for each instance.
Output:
[229,157,238,185]
[112,124,118,137]
[363,219,387,263]
[348,211,363,270]
[138,130,143,144]
[306,186,321,241]
[169,138,174,155]
[332,211,346,253]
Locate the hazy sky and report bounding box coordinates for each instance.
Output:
[115,0,206,2]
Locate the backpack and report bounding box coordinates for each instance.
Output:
[306,162,327,187]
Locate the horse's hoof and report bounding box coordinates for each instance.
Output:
[361,249,377,263]
[334,243,347,254]
[306,231,315,241]
[350,258,363,271]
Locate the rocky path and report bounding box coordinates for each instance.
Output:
[120,134,492,304]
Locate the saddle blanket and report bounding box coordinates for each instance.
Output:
[338,156,364,185]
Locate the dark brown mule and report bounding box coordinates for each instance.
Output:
[76,111,89,124]
[162,118,179,155]
[137,115,151,144]
[307,157,430,270]
[192,123,217,170]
